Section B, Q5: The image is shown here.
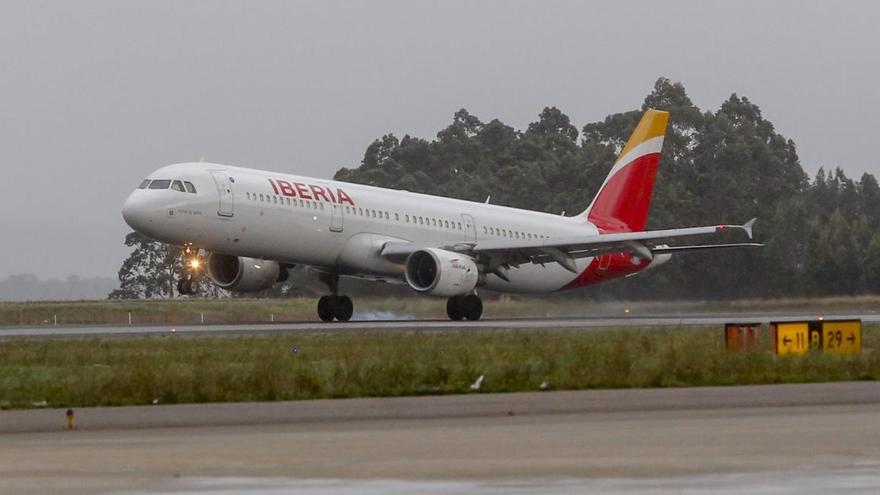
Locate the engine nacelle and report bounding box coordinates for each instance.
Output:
[404,248,479,297]
[206,254,281,292]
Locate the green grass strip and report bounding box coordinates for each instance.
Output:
[1,326,878,409]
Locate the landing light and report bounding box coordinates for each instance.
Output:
[189,258,201,270]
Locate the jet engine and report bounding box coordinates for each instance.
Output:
[206,253,281,292]
[404,248,479,297]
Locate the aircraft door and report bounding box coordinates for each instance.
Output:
[209,171,234,217]
[461,213,477,241]
[330,203,344,232]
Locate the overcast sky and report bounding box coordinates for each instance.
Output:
[1,1,878,279]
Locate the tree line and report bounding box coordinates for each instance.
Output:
[112,78,878,300]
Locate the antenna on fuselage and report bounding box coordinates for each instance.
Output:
[485,196,491,204]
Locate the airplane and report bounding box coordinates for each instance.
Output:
[122,108,761,322]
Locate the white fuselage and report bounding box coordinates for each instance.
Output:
[122,162,609,293]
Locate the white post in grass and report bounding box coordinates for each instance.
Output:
[200,312,204,324]
[128,312,132,325]
[53,314,57,326]
[271,313,275,323]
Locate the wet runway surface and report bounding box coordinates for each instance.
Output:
[3,383,880,494]
[2,312,878,339]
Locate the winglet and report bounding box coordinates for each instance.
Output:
[742,218,756,239]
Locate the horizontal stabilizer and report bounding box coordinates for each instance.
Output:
[651,242,763,255]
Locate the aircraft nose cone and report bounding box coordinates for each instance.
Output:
[122,192,150,232]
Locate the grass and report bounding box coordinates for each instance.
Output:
[3,294,880,326]
[1,325,878,409]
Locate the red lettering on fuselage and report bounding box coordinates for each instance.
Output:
[294,182,312,200]
[309,184,329,202]
[336,188,354,206]
[267,178,355,206]
[277,180,296,197]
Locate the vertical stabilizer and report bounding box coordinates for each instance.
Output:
[582,109,669,232]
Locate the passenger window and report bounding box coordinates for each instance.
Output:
[405,215,410,223]
[273,196,277,204]
[345,206,350,213]
[259,194,264,202]
[419,217,424,225]
[395,213,399,221]
[184,181,197,193]
[320,203,324,210]
[246,192,251,200]
[286,198,291,205]
[149,179,171,189]
[385,212,390,220]
[137,179,150,189]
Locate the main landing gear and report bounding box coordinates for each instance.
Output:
[317,272,353,322]
[446,294,483,321]
[317,295,353,322]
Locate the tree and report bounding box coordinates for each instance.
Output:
[114,77,880,301]
[109,232,183,299]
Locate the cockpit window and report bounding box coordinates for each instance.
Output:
[171,180,185,192]
[149,179,172,190]
[184,181,197,194]
[137,179,151,189]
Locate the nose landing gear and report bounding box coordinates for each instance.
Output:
[177,243,203,296]
[446,294,483,321]
[177,276,200,296]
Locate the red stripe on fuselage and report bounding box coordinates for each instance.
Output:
[566,153,661,290]
[562,253,651,290]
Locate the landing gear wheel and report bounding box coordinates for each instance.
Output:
[317,296,335,322]
[336,296,353,322]
[462,294,483,321]
[317,295,354,322]
[177,278,198,296]
[446,296,465,321]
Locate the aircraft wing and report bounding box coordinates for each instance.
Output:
[380,218,761,274]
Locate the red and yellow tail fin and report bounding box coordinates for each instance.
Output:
[584,109,669,232]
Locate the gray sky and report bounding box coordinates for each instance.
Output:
[1,1,878,279]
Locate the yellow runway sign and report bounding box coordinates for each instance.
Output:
[820,320,861,355]
[773,322,809,356]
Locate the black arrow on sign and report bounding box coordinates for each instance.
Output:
[783,336,792,346]
[847,334,855,344]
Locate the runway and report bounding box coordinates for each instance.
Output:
[2,382,880,494]
[1,311,878,339]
